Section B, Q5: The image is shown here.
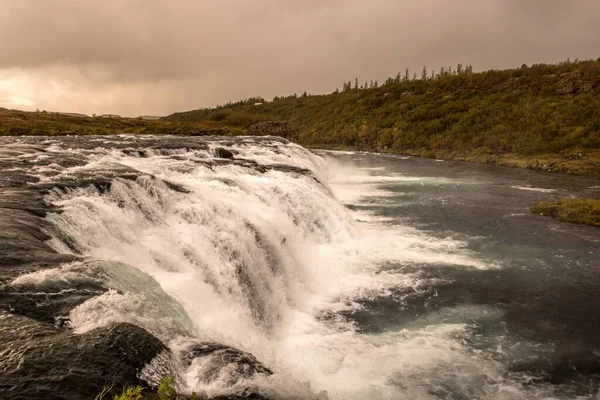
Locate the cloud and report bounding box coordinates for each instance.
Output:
[0,0,598,116]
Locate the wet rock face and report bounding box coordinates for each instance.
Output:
[176,341,272,400]
[247,121,298,142]
[180,342,273,383]
[0,314,167,400]
[214,147,235,159]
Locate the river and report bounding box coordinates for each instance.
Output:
[0,136,598,399]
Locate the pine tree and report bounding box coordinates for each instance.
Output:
[421,66,428,80]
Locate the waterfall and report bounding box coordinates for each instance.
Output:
[34,136,355,397]
[4,135,520,400]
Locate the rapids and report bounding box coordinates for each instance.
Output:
[0,136,599,399]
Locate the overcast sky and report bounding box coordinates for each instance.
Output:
[0,0,598,116]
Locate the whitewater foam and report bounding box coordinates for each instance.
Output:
[32,137,526,399]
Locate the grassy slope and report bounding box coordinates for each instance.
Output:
[531,199,600,227]
[166,60,600,176]
[0,108,243,136]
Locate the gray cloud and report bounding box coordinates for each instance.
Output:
[0,0,598,116]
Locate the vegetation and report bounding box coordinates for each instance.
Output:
[157,376,177,400]
[531,198,600,227]
[113,386,144,400]
[95,376,200,400]
[166,58,600,176]
[0,108,242,136]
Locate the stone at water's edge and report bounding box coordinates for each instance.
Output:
[214,147,235,159]
[0,314,168,400]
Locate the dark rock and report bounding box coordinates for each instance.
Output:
[0,280,106,327]
[214,148,234,159]
[178,341,272,393]
[0,314,168,400]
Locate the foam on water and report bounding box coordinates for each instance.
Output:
[27,137,559,399]
[510,185,556,193]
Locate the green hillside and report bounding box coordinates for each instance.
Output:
[166,59,600,175]
[0,108,242,136]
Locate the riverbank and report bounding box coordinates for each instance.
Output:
[309,143,600,177]
[531,198,600,227]
[2,108,598,177]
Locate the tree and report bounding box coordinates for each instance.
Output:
[421,66,428,80]
[457,63,463,74]
[403,68,410,82]
[354,78,359,90]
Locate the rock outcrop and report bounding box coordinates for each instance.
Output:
[0,315,168,400]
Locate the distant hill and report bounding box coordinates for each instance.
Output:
[166,59,600,175]
[0,108,241,136]
[58,112,90,118]
[138,115,163,120]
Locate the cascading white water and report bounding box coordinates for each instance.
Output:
[12,137,538,399]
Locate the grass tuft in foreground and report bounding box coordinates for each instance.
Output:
[531,198,600,227]
[96,376,201,400]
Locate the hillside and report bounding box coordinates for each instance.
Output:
[166,59,600,175]
[0,108,241,136]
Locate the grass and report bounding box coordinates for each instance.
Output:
[113,386,144,400]
[0,108,243,136]
[95,376,201,400]
[531,198,600,227]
